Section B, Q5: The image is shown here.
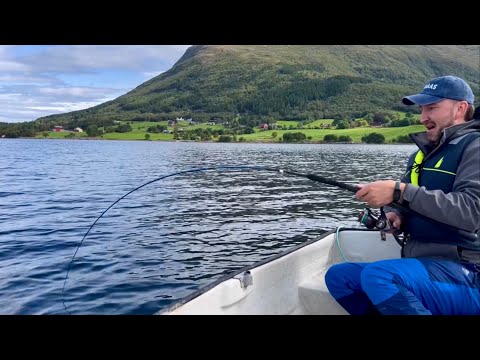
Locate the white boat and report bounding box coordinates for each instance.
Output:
[158,227,402,315]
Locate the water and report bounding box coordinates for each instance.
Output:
[0,139,416,314]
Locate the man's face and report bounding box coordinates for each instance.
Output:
[419,99,466,143]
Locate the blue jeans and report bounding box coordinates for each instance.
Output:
[324,258,480,315]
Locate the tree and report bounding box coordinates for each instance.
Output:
[336,121,349,129]
[361,132,385,144]
[86,125,101,137]
[338,135,352,143]
[356,120,368,127]
[372,113,387,126]
[283,132,306,142]
[115,124,132,133]
[394,135,413,143]
[218,135,233,142]
[145,133,151,141]
[323,134,338,143]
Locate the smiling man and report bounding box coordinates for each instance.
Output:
[404,76,476,142]
[325,75,480,315]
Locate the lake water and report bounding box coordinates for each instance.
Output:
[0,139,416,314]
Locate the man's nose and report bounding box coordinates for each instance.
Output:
[420,111,429,123]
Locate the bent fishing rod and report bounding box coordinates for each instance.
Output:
[60,165,399,314]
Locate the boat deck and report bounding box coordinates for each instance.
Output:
[160,229,401,315]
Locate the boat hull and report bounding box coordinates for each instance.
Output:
[159,228,401,315]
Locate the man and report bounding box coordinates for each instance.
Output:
[325,75,480,315]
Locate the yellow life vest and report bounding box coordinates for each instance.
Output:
[409,151,456,186]
[410,151,424,186]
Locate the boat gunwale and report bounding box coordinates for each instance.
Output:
[158,227,377,314]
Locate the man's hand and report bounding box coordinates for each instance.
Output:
[355,180,398,207]
[385,211,402,233]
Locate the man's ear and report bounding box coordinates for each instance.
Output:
[457,100,469,119]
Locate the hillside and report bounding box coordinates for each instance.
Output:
[28,45,480,130]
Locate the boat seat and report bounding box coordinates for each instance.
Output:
[297,229,401,315]
[297,267,348,315]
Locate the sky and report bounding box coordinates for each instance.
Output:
[0,45,192,123]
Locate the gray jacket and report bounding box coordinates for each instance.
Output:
[387,120,480,262]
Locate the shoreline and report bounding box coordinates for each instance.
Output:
[9,137,416,145]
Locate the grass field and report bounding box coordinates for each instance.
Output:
[276,119,334,129]
[241,125,424,142]
[35,115,424,143]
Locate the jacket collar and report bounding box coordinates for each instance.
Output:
[409,120,480,156]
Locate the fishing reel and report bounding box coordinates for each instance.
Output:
[358,207,392,232]
[358,207,407,246]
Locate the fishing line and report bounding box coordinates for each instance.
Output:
[59,164,366,314]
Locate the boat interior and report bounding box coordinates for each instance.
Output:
[297,228,401,314]
[160,228,402,315]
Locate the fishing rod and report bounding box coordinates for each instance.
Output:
[281,169,359,193]
[61,165,398,314]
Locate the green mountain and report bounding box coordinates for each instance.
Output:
[32,45,480,129]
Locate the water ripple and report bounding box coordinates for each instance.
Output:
[0,139,415,314]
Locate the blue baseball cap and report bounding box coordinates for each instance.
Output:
[402,75,474,106]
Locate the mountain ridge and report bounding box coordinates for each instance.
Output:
[33,45,480,129]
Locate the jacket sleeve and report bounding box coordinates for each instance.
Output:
[402,136,480,231]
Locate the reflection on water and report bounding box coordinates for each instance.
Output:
[0,139,416,314]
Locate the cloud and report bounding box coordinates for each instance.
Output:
[143,70,166,79]
[16,45,192,73]
[0,60,29,72]
[0,45,192,123]
[38,86,119,98]
[27,100,112,113]
[0,84,125,122]
[0,74,53,86]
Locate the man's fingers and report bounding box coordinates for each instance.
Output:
[355,184,368,199]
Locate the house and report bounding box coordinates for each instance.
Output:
[53,126,64,132]
[259,124,269,131]
[74,127,83,133]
